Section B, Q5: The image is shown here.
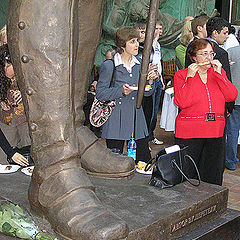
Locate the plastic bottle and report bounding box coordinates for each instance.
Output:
[127,132,137,161]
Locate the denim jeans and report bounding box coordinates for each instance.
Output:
[149,79,162,140]
[226,105,240,169]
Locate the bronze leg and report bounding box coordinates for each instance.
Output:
[72,1,135,178]
[7,0,128,239]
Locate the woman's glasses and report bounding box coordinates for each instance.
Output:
[197,52,216,58]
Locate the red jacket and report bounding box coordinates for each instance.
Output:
[174,67,238,139]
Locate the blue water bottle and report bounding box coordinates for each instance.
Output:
[127,132,136,161]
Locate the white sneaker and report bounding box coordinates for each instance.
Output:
[151,138,163,145]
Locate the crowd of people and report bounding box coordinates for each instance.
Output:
[0,13,240,186]
[92,15,239,186]
[0,27,30,167]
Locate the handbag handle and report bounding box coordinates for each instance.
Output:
[172,154,201,186]
[144,157,155,172]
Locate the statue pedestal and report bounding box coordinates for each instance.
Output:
[91,173,228,240]
[0,171,239,240]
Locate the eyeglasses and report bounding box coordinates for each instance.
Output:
[197,52,216,58]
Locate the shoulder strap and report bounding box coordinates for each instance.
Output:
[108,59,115,87]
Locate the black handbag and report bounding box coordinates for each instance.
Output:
[145,145,201,189]
[7,145,34,166]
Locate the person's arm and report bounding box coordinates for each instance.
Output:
[211,66,238,102]
[174,65,197,109]
[0,128,16,157]
[96,60,124,102]
[0,128,28,166]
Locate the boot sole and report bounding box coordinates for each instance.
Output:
[86,168,135,179]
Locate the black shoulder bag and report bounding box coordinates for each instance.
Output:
[145,145,201,189]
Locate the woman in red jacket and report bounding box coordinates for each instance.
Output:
[174,39,238,185]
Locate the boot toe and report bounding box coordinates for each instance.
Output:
[81,141,135,178]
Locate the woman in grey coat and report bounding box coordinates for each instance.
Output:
[96,26,157,163]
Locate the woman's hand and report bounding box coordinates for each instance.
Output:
[12,152,29,166]
[91,81,98,91]
[211,59,222,74]
[187,63,198,78]
[0,101,11,111]
[148,63,160,83]
[148,63,158,72]
[122,84,134,96]
[147,69,160,82]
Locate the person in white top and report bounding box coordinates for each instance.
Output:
[149,20,165,145]
[222,25,239,50]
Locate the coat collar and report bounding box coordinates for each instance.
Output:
[114,52,140,72]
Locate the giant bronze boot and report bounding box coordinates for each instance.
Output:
[8,0,129,239]
[70,0,135,178]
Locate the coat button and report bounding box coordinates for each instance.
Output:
[26,89,33,96]
[18,21,26,30]
[21,55,30,63]
[130,74,132,77]
[132,97,135,100]
[30,123,37,132]
[119,102,122,104]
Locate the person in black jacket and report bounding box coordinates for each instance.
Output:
[206,17,234,115]
[185,14,209,68]
[0,128,28,166]
[206,17,231,81]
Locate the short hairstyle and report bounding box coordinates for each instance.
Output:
[191,14,209,36]
[134,21,147,30]
[188,38,214,62]
[156,19,163,27]
[115,26,139,53]
[180,20,193,46]
[206,17,230,37]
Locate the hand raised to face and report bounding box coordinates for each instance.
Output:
[187,63,199,78]
[210,59,222,74]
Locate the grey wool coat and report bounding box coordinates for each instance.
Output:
[96,57,154,140]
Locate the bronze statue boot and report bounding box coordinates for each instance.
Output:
[72,6,135,179]
[76,126,136,178]
[8,0,131,238]
[28,145,129,240]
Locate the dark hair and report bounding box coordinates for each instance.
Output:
[156,19,163,27]
[191,14,209,36]
[0,44,11,101]
[115,26,140,54]
[188,39,214,62]
[229,25,236,35]
[206,17,230,37]
[134,21,147,30]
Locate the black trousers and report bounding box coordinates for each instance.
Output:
[142,95,153,132]
[106,137,151,163]
[175,137,225,185]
